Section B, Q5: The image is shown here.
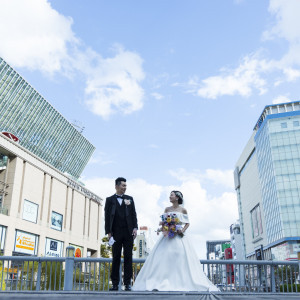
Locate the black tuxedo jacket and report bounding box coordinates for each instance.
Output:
[104,194,138,236]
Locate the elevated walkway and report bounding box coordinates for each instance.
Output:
[0,291,300,300]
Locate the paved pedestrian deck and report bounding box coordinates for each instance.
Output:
[0,291,300,300]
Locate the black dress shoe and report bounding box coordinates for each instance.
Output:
[109,285,118,291]
[125,284,131,291]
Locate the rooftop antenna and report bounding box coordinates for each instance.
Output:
[71,120,85,134]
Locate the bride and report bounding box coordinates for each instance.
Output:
[132,191,218,292]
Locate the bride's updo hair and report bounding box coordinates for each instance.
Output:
[172,190,184,205]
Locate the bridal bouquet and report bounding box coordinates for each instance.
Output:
[159,213,184,238]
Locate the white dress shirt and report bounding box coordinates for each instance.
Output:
[116,194,123,205]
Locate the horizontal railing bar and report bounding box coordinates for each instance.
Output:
[199,260,299,266]
[0,256,65,262]
[1,256,298,266]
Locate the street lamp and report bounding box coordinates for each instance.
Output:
[66,246,75,258]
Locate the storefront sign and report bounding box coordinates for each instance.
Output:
[22,200,38,223]
[14,230,38,255]
[45,238,63,257]
[67,179,102,204]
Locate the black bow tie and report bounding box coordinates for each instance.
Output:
[116,195,124,199]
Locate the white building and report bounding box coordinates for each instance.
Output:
[0,133,103,258]
[234,101,300,260]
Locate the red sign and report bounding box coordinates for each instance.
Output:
[225,248,234,284]
[2,132,19,142]
[139,226,148,230]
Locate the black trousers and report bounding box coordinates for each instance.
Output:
[111,227,133,285]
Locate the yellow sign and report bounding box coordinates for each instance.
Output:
[14,230,37,255]
[0,267,18,273]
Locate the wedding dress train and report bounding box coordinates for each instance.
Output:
[132,212,218,292]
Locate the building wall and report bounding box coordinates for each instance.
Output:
[0,133,103,257]
[235,102,300,260]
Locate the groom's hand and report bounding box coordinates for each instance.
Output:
[108,233,112,239]
[132,228,137,239]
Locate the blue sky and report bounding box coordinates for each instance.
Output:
[1,0,300,257]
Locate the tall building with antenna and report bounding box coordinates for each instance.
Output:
[0,57,95,179]
[0,57,102,258]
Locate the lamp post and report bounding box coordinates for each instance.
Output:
[66,246,75,258]
[64,246,75,291]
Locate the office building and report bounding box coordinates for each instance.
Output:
[0,57,95,179]
[234,101,300,260]
[0,57,103,258]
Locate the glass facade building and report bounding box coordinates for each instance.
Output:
[234,101,300,260]
[0,57,95,178]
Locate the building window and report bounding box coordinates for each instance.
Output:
[293,121,299,127]
[51,211,63,231]
[22,200,38,223]
[251,205,263,238]
[281,122,287,129]
[0,225,7,255]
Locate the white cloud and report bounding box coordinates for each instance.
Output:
[88,152,115,165]
[84,47,145,119]
[188,56,269,99]
[0,0,76,75]
[84,168,238,259]
[263,0,300,43]
[151,92,164,100]
[169,168,234,190]
[187,0,300,100]
[148,144,159,149]
[0,0,145,119]
[272,94,291,104]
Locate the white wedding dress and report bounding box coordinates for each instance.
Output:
[132,212,218,292]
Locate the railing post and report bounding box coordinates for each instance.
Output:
[64,246,75,291]
[36,261,42,291]
[64,257,74,291]
[118,259,122,291]
[270,264,276,292]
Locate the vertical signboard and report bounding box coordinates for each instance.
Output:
[0,225,6,254]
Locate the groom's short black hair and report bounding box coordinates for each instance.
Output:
[115,177,126,186]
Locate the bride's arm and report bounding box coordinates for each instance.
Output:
[180,208,189,234]
[182,223,189,234]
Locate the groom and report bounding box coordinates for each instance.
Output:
[104,177,138,291]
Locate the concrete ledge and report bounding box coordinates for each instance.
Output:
[0,291,299,300]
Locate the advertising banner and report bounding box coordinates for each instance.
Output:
[51,211,63,231]
[45,238,63,257]
[14,230,38,255]
[0,225,6,251]
[22,200,38,223]
[70,243,83,257]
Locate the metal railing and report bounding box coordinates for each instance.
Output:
[0,256,299,293]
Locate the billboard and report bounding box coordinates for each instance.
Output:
[45,238,64,257]
[70,244,83,257]
[51,211,63,231]
[14,230,38,255]
[22,200,38,223]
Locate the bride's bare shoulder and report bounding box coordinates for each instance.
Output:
[164,207,172,213]
[181,207,188,214]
